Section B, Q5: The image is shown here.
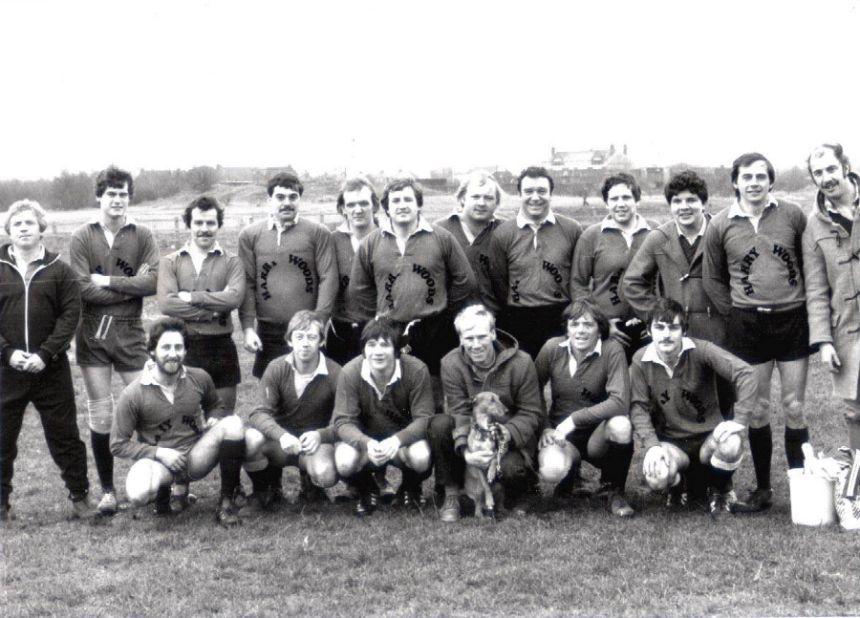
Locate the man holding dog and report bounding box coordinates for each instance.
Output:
[435,304,544,522]
[803,143,860,450]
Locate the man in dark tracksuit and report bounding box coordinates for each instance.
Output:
[0,200,89,521]
[702,152,811,512]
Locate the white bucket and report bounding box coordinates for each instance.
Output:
[787,468,836,526]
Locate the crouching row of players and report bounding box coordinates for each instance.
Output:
[112,296,755,527]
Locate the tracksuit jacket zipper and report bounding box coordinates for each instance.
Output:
[0,255,58,354]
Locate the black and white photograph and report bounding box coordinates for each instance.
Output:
[3,1,860,615]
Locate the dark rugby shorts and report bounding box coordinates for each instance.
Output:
[185,334,241,388]
[76,313,147,372]
[660,432,711,464]
[252,321,289,379]
[726,304,810,364]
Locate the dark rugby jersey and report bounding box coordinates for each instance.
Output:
[347,218,476,322]
[434,213,502,311]
[238,217,338,328]
[571,216,652,320]
[702,199,806,314]
[487,212,582,308]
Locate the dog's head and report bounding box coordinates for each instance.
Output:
[471,391,508,429]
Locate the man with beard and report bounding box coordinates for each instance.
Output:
[111,318,247,526]
[239,171,338,379]
[158,196,244,411]
[70,165,159,516]
[487,166,582,358]
[803,144,860,449]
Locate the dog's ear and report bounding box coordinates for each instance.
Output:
[488,392,507,417]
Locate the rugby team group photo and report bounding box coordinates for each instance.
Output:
[3,145,859,533]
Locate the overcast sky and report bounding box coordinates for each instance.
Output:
[2,0,859,180]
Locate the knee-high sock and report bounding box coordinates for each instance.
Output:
[785,426,810,470]
[748,425,773,490]
[706,466,734,494]
[603,441,634,491]
[850,422,860,451]
[90,432,114,492]
[246,468,270,493]
[218,439,246,498]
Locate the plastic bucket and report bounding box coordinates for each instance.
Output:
[787,468,836,526]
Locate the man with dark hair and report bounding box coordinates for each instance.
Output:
[1,200,90,522]
[110,318,247,526]
[328,177,379,366]
[623,170,725,344]
[239,170,338,379]
[348,178,476,376]
[631,299,755,514]
[803,144,860,450]
[70,165,159,515]
[572,173,653,361]
[332,318,436,516]
[435,304,544,521]
[488,166,582,358]
[702,152,810,512]
[158,195,245,411]
[435,171,504,311]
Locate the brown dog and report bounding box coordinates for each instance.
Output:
[463,392,510,519]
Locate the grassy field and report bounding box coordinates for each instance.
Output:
[3,189,860,617]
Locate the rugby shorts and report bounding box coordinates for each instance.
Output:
[76,313,147,372]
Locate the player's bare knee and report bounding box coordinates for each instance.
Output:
[216,414,245,440]
[86,396,114,434]
[783,399,805,427]
[308,459,338,488]
[244,428,265,457]
[406,440,431,473]
[606,416,632,443]
[335,443,360,477]
[126,460,169,506]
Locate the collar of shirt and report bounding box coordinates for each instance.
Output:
[178,241,225,257]
[641,337,697,378]
[8,244,46,263]
[285,351,329,378]
[728,197,779,219]
[379,215,434,238]
[824,176,860,216]
[140,360,187,403]
[89,217,138,229]
[336,221,366,252]
[600,213,651,237]
[449,212,496,245]
[516,210,557,229]
[360,358,402,400]
[267,215,300,232]
[675,217,708,241]
[559,337,602,377]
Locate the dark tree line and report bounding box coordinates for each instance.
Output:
[0,166,217,210]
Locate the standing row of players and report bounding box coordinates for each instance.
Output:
[1,143,857,525]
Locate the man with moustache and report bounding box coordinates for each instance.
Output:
[158,195,245,412]
[488,166,582,358]
[327,177,380,366]
[702,152,810,512]
[803,144,860,450]
[70,165,159,515]
[1,200,90,521]
[435,171,504,311]
[111,318,247,526]
[239,171,338,379]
